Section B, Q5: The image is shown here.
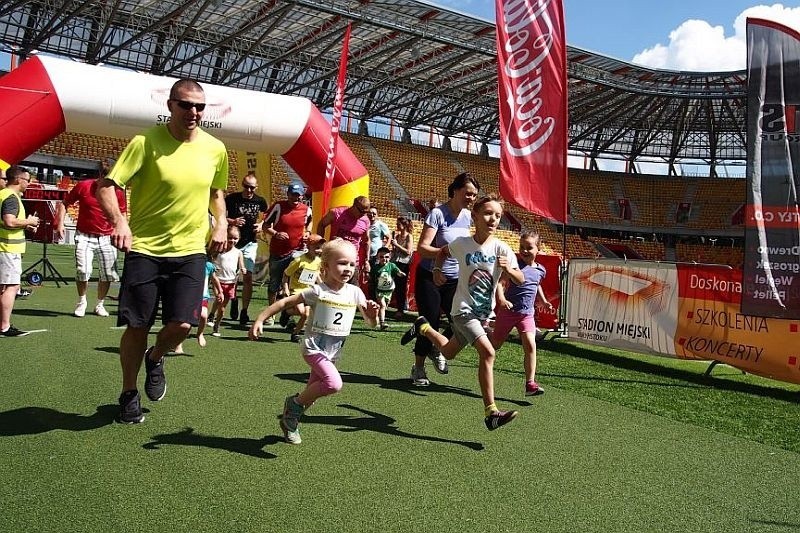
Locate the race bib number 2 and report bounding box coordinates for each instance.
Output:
[311,298,357,336]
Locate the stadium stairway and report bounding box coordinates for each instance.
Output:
[360,140,416,213]
[591,241,619,259]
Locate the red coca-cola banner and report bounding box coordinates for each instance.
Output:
[534,253,562,329]
[495,0,568,223]
[321,23,351,216]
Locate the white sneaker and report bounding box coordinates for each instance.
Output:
[428,351,449,375]
[94,303,110,317]
[411,365,430,387]
[74,301,87,317]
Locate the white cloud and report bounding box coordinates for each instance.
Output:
[632,4,800,71]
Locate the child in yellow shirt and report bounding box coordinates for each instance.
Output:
[278,234,325,341]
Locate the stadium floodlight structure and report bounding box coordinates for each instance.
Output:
[0,0,746,175]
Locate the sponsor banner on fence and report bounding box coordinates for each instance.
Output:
[566,260,679,354]
[743,18,800,318]
[566,259,800,385]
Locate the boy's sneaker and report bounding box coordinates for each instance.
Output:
[144,348,167,401]
[279,311,289,328]
[117,390,144,424]
[410,365,430,387]
[229,297,239,320]
[428,350,449,374]
[0,325,29,337]
[484,410,518,431]
[290,332,301,343]
[211,324,221,337]
[401,316,429,345]
[74,301,87,317]
[94,303,110,317]
[525,381,545,396]
[264,316,274,327]
[239,309,250,326]
[379,323,389,331]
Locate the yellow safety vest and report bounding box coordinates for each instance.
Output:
[0,188,26,254]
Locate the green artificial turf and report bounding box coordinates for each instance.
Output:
[1,244,798,533]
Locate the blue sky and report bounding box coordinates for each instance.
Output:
[430,1,800,70]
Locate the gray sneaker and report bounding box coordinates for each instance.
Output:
[281,395,304,444]
[428,350,449,374]
[144,347,167,401]
[410,365,430,387]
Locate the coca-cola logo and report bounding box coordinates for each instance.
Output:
[498,0,559,157]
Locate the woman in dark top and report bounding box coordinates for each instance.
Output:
[410,172,480,386]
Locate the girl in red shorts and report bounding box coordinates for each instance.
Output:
[211,226,245,337]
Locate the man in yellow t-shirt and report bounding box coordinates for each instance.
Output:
[278,234,324,342]
[96,78,229,424]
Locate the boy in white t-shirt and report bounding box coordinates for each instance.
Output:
[250,239,379,445]
[401,195,524,431]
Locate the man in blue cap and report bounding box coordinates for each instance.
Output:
[262,182,312,325]
[225,172,269,325]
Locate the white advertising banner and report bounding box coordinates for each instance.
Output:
[566,259,679,355]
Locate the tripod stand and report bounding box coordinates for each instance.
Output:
[22,220,69,287]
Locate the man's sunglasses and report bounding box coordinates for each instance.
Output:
[172,99,206,111]
[243,185,257,191]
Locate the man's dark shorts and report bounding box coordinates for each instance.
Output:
[268,252,295,295]
[117,252,206,328]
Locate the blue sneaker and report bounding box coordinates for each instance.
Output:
[281,395,304,444]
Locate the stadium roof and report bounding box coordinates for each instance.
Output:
[0,0,747,170]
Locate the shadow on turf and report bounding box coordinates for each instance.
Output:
[0,404,120,436]
[301,404,484,451]
[275,371,530,407]
[12,308,75,318]
[543,340,800,403]
[142,428,282,459]
[93,346,195,357]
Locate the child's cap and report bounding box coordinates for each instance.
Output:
[307,233,326,245]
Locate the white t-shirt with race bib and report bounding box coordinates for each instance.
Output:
[449,236,518,320]
[300,282,367,361]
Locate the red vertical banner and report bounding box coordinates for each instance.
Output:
[321,23,352,215]
[534,253,562,329]
[495,0,568,223]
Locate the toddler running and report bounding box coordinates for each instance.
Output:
[250,238,379,444]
